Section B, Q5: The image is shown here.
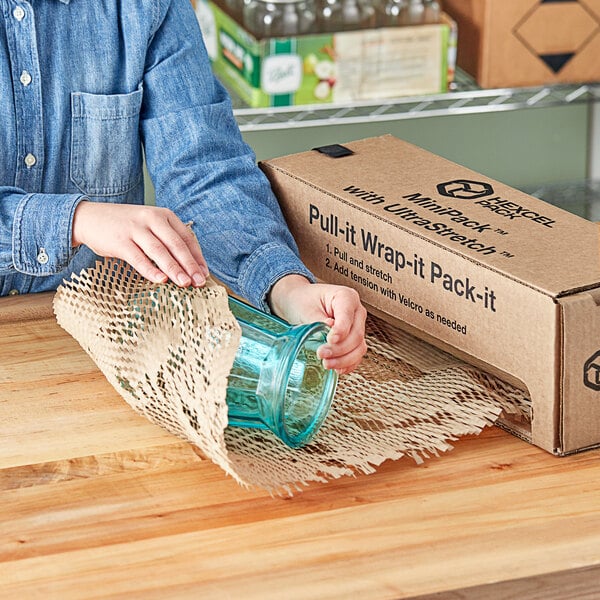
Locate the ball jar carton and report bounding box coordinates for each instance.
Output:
[194,0,456,107]
[260,135,600,455]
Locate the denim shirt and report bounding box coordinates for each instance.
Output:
[0,0,313,309]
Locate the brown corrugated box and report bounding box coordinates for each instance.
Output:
[260,135,600,455]
[441,0,600,88]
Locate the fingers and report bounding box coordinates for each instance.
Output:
[137,216,207,287]
[319,340,368,375]
[319,331,368,374]
[129,230,193,286]
[267,278,368,374]
[166,214,210,279]
[326,288,364,345]
[317,290,368,374]
[121,241,169,285]
[73,202,210,288]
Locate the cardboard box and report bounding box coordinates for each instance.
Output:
[260,135,600,455]
[442,0,600,88]
[194,0,456,107]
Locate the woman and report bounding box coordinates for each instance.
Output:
[0,0,366,373]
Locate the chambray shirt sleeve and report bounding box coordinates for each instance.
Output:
[140,0,314,311]
[0,186,85,275]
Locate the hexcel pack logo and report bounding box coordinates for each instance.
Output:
[584,351,600,392]
[437,180,495,200]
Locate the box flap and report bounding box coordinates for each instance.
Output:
[262,135,600,297]
[560,289,600,453]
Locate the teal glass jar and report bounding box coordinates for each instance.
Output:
[226,297,338,448]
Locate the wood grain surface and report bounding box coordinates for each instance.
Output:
[2,292,600,599]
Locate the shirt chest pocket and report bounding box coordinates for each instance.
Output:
[70,88,143,197]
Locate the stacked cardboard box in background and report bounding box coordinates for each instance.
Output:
[442,0,600,88]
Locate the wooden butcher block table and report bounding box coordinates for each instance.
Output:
[2,291,600,600]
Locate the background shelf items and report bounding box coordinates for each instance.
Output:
[231,68,600,131]
[203,0,454,109]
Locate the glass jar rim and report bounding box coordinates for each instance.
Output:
[272,321,338,448]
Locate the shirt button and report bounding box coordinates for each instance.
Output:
[24,153,36,168]
[20,70,32,86]
[37,248,49,265]
[13,6,25,21]
[8,289,20,296]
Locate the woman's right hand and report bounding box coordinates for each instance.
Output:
[72,201,208,287]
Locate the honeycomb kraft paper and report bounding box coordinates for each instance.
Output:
[53,259,531,495]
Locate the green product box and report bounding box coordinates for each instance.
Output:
[194,1,456,108]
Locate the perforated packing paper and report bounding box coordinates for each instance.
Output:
[54,259,530,495]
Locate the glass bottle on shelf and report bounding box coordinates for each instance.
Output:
[224,0,245,23]
[244,0,317,38]
[316,0,344,32]
[423,0,440,23]
[406,0,424,24]
[375,0,408,27]
[339,0,376,31]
